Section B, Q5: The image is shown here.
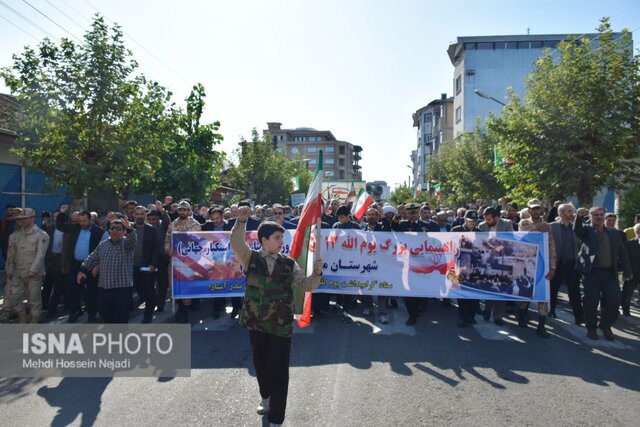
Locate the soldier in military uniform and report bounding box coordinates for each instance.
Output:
[231,206,323,427]
[6,208,50,323]
[164,200,201,322]
[394,203,435,325]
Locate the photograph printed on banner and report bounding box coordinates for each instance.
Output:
[451,235,539,299]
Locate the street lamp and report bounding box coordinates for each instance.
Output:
[474,89,506,106]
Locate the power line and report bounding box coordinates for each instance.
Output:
[43,0,88,32]
[81,0,192,85]
[0,0,57,40]
[21,0,82,42]
[0,10,40,42]
[58,0,92,24]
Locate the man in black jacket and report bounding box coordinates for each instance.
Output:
[132,206,161,323]
[574,207,632,340]
[622,224,640,316]
[57,206,105,323]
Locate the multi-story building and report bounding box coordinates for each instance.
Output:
[410,94,453,192]
[264,122,362,181]
[447,33,613,137]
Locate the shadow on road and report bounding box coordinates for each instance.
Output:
[37,377,112,427]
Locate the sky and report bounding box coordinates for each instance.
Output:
[1,0,639,190]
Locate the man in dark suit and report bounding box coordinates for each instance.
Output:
[550,203,584,324]
[622,224,640,316]
[57,206,105,323]
[132,206,161,323]
[574,207,632,340]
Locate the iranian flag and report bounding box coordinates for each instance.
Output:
[291,151,324,328]
[351,188,374,220]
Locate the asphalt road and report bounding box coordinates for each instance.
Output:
[1,295,639,427]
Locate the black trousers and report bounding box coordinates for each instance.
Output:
[133,269,156,319]
[98,287,132,323]
[550,260,583,320]
[44,254,66,312]
[67,260,98,317]
[249,330,292,425]
[458,299,478,322]
[404,297,418,318]
[156,258,169,309]
[621,277,639,312]
[582,269,621,329]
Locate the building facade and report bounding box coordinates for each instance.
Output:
[447,33,612,137]
[410,94,453,192]
[264,122,362,181]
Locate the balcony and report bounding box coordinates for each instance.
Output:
[353,153,361,161]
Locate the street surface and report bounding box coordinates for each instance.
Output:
[1,293,639,427]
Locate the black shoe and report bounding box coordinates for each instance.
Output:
[622,310,631,317]
[390,299,398,309]
[494,318,505,326]
[536,319,549,338]
[457,319,468,328]
[575,316,585,325]
[229,308,239,319]
[156,305,164,313]
[67,311,83,324]
[405,316,417,326]
[482,309,491,321]
[517,309,527,328]
[549,310,557,318]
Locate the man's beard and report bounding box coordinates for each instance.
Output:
[135,218,145,225]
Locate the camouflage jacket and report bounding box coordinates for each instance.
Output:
[241,251,296,337]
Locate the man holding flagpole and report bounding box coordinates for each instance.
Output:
[230,206,324,427]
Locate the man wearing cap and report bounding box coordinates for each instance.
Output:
[332,205,361,322]
[574,206,631,340]
[451,210,481,328]
[517,199,556,338]
[478,207,515,326]
[165,200,202,323]
[6,208,50,323]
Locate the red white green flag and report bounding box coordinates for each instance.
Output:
[291,151,324,328]
[351,188,374,220]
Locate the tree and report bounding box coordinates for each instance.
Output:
[144,83,224,202]
[224,129,312,205]
[487,18,640,206]
[1,15,175,199]
[428,126,505,206]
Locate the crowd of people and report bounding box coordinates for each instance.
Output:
[1,195,639,341]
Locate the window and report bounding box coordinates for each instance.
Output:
[279,135,283,141]
[455,75,462,94]
[324,170,334,177]
[291,147,299,154]
[543,40,559,48]
[308,159,317,165]
[339,146,345,155]
[338,159,345,166]
[440,130,444,144]
[325,146,334,153]
[325,158,334,165]
[276,147,283,154]
[308,146,317,153]
[455,107,461,123]
[506,41,518,49]
[465,69,475,84]
[518,41,529,49]
[339,171,345,179]
[439,105,444,118]
[465,42,476,50]
[530,41,542,48]
[477,42,493,50]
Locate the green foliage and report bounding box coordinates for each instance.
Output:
[224,129,313,205]
[1,16,176,198]
[143,83,224,202]
[389,185,439,206]
[427,126,505,206]
[487,17,640,206]
[620,184,640,228]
